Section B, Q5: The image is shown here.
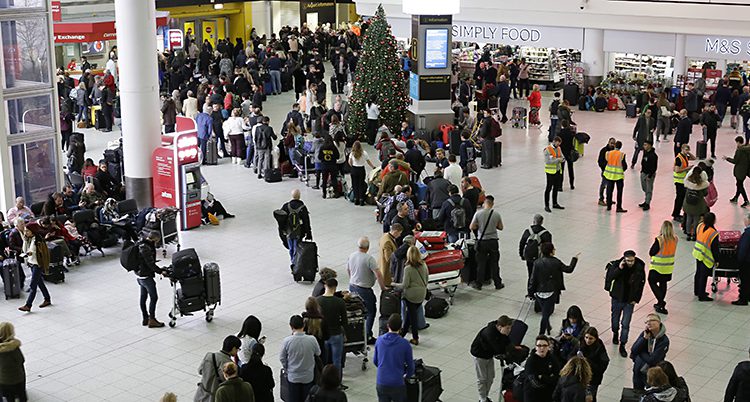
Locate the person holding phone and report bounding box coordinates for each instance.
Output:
[630,313,670,391]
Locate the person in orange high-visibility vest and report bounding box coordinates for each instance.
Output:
[692,212,719,302]
[648,220,678,314]
[604,141,628,212]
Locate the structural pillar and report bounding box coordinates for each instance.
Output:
[581,28,604,87]
[674,34,686,82]
[114,0,162,209]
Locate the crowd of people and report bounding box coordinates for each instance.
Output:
[5,21,750,402]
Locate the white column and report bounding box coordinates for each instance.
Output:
[114,0,162,209]
[581,28,604,86]
[674,34,686,82]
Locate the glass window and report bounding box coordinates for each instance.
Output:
[5,93,54,134]
[1,18,51,89]
[0,0,46,10]
[11,138,58,206]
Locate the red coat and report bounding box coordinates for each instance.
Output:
[103,74,116,93]
[528,91,542,108]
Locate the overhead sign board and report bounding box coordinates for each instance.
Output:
[168,29,183,50]
[686,34,750,60]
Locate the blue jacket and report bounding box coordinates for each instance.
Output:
[373,332,414,387]
[195,112,212,140]
[738,226,750,264]
[630,323,669,376]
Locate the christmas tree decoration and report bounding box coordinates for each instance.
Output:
[346,5,409,139]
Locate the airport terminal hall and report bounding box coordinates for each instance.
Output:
[3,0,750,401]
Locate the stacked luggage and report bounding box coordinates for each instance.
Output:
[168,248,220,327]
[343,293,369,371]
[712,230,742,295]
[414,231,463,305]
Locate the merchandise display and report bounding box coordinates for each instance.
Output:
[612,53,673,79]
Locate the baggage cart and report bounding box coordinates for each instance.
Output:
[712,230,742,295]
[166,262,220,328]
[343,294,369,371]
[143,207,181,257]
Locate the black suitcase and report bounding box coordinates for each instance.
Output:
[292,241,318,282]
[282,72,293,92]
[43,264,65,284]
[626,103,637,118]
[176,289,205,313]
[621,388,643,402]
[449,129,461,156]
[406,362,442,402]
[378,316,389,336]
[205,137,219,165]
[380,288,401,317]
[330,76,339,94]
[171,248,201,280]
[697,140,707,159]
[95,109,105,129]
[494,141,502,167]
[264,168,282,183]
[563,83,579,106]
[203,262,221,305]
[179,275,204,298]
[509,318,529,345]
[3,259,21,299]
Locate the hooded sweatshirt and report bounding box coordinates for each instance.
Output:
[373,332,414,387]
[631,323,669,376]
[725,361,750,402]
[0,338,25,385]
[642,385,677,402]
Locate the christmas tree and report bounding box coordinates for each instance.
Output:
[347,5,409,139]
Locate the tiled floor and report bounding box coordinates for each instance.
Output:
[3,84,749,401]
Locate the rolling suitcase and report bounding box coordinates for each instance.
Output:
[179,275,204,298]
[292,241,318,282]
[380,288,401,317]
[43,264,65,284]
[406,361,443,402]
[696,140,707,159]
[203,263,221,305]
[47,241,65,265]
[281,71,293,92]
[425,249,464,274]
[171,248,201,280]
[494,141,502,167]
[563,83,579,106]
[95,109,106,129]
[330,76,339,94]
[626,103,637,118]
[205,137,219,165]
[415,231,447,251]
[264,168,282,183]
[3,259,21,299]
[449,129,461,156]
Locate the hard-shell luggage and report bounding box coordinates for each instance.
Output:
[425,249,464,274]
[380,288,401,317]
[95,109,105,129]
[424,297,449,318]
[176,289,205,313]
[528,108,540,125]
[171,248,201,280]
[3,259,21,299]
[205,137,219,165]
[264,168,282,183]
[203,262,221,305]
[719,230,741,246]
[415,231,447,251]
[621,388,643,402]
[449,129,461,156]
[43,264,65,284]
[697,140,708,159]
[626,103,637,118]
[511,107,527,129]
[281,71,293,92]
[292,241,318,282]
[378,316,389,336]
[406,361,442,402]
[179,275,204,298]
[494,141,502,166]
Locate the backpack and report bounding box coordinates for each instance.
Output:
[120,240,141,272]
[549,99,560,115]
[256,126,269,149]
[523,226,548,261]
[604,260,618,293]
[287,204,305,239]
[448,199,466,229]
[424,297,449,318]
[685,188,700,205]
[379,140,395,161]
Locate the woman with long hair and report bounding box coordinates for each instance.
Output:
[577,327,609,402]
[683,166,709,241]
[303,296,326,361]
[648,221,679,314]
[348,140,376,206]
[237,315,263,365]
[239,343,275,402]
[394,245,428,345]
[365,95,380,145]
[693,212,718,302]
[656,361,690,402]
[551,355,592,402]
[555,305,589,360]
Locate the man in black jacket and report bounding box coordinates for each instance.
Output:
[281,189,313,266]
[724,346,750,401]
[606,250,646,358]
[519,214,553,297]
[470,315,514,402]
[404,141,425,182]
[496,76,511,123]
[673,109,692,156]
[598,138,616,206]
[639,141,658,211]
[136,232,167,328]
[254,116,277,179]
[458,77,471,107]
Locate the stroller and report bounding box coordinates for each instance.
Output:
[511,107,527,129]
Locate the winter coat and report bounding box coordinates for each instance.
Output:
[633,114,653,146]
[727,145,750,181]
[631,323,670,379]
[725,361,750,402]
[528,256,578,302]
[470,321,512,359]
[239,359,274,402]
[683,170,709,217]
[606,257,646,304]
[0,338,25,385]
[551,375,587,402]
[524,352,560,402]
[577,340,609,386]
[161,99,177,125]
[215,377,255,402]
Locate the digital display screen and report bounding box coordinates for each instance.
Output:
[424,28,449,69]
[185,171,200,191]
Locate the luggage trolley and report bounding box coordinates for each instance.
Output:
[343,294,369,371]
[166,250,221,327]
[711,230,742,295]
[144,207,181,257]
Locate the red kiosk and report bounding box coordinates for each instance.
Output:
[152,116,202,230]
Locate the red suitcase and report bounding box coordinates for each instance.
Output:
[719,230,741,247]
[415,231,447,250]
[425,249,464,275]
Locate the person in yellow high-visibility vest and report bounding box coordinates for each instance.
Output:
[603,141,628,212]
[692,212,719,302]
[543,136,566,213]
[671,143,695,222]
[648,221,678,314]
